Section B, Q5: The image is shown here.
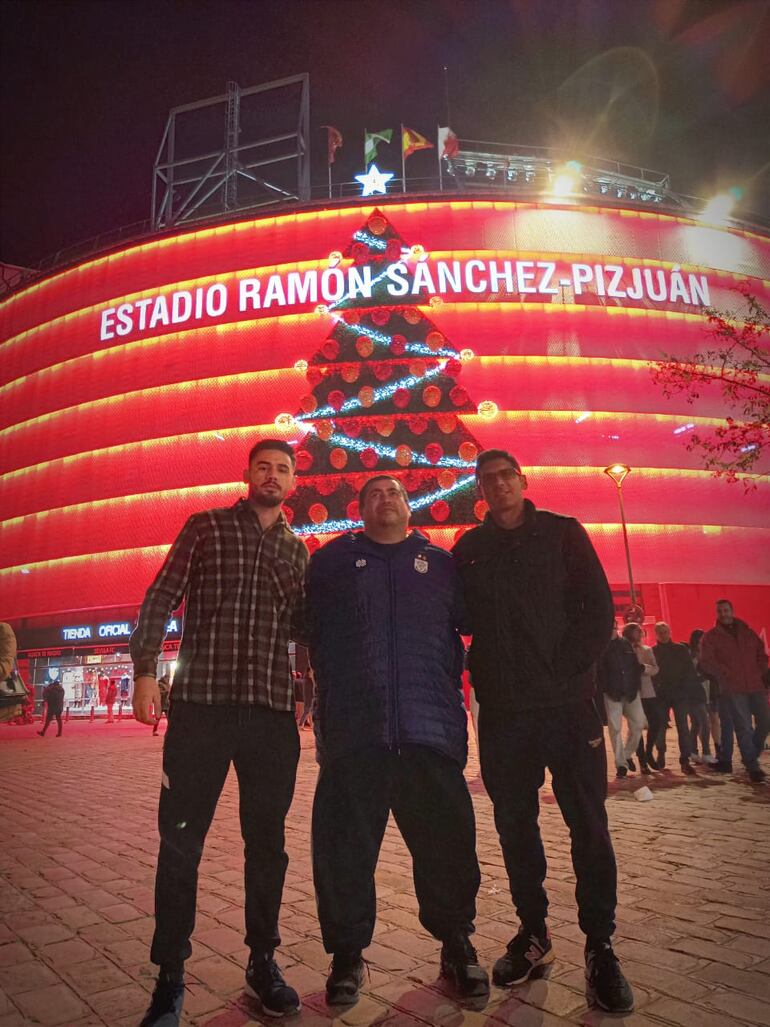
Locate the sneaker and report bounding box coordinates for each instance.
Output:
[440,932,490,998]
[37,730,45,737]
[626,757,636,772]
[615,765,628,779]
[680,760,696,776]
[749,768,767,783]
[492,927,554,986]
[245,954,301,1017]
[710,760,733,773]
[585,940,634,1014]
[703,754,717,765]
[325,951,365,1005]
[640,761,652,775]
[139,974,184,1026]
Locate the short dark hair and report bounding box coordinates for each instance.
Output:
[475,449,522,479]
[716,598,733,608]
[359,474,409,508]
[622,622,643,641]
[248,439,296,466]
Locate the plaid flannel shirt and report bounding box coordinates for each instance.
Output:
[130,499,308,708]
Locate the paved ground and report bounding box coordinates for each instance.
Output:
[1,717,769,1027]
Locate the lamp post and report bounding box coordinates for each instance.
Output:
[603,463,640,615]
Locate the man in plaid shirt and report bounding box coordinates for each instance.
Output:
[131,440,308,1026]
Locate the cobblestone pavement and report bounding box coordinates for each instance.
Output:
[1,717,769,1027]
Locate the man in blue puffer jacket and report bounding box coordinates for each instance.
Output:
[307,474,488,1006]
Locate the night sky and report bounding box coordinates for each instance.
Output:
[2,0,769,268]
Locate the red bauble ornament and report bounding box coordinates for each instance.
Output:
[408,414,429,435]
[409,359,427,378]
[368,214,387,235]
[403,470,422,492]
[437,413,457,433]
[425,442,444,465]
[327,389,346,411]
[403,307,422,324]
[372,362,392,381]
[422,385,442,408]
[430,500,450,522]
[438,469,456,489]
[309,503,328,524]
[474,499,489,521]
[355,336,374,358]
[305,535,321,554]
[393,388,411,409]
[385,238,402,261]
[316,419,334,440]
[306,366,323,387]
[351,242,369,264]
[295,449,313,471]
[346,500,361,521]
[371,308,390,326]
[360,447,379,469]
[330,447,348,470]
[300,394,317,414]
[444,358,462,378]
[341,364,360,383]
[317,478,337,497]
[458,441,478,463]
[321,339,340,360]
[395,444,413,467]
[343,309,360,325]
[449,386,469,407]
[375,415,396,437]
[390,334,407,355]
[358,385,375,408]
[426,330,445,352]
[343,417,363,437]
[283,505,295,524]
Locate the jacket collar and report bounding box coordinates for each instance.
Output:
[234,497,290,533]
[483,498,538,538]
[350,528,429,551]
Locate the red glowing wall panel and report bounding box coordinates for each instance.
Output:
[2,197,769,630]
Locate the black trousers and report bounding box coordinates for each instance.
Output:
[478,699,617,940]
[312,745,480,954]
[636,697,665,765]
[151,701,299,967]
[41,709,62,734]
[656,698,691,764]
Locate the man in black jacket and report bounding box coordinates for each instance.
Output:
[597,625,644,778]
[453,450,633,1015]
[38,678,65,737]
[652,622,700,776]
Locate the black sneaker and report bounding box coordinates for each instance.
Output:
[325,951,365,1005]
[626,757,636,772]
[585,940,634,1013]
[615,765,628,779]
[492,927,554,986]
[710,760,733,773]
[139,974,184,1027]
[245,954,301,1017]
[440,933,489,998]
[680,760,696,776]
[749,768,767,783]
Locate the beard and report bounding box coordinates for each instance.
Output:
[249,486,282,508]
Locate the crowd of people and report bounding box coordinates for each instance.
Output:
[4,439,768,1027]
[597,603,769,783]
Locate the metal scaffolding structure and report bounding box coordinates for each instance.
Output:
[151,74,310,230]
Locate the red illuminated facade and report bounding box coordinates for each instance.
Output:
[2,196,769,686]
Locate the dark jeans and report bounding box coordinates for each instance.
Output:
[718,696,735,764]
[478,699,617,940]
[41,709,63,735]
[656,698,691,764]
[151,701,299,967]
[636,697,665,765]
[727,692,770,773]
[688,702,711,756]
[312,745,480,954]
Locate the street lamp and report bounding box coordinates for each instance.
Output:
[603,463,640,615]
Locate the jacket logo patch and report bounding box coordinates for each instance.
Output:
[414,554,429,574]
[355,559,367,568]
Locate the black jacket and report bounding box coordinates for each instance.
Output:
[597,636,642,703]
[653,641,705,704]
[43,681,65,713]
[452,500,614,712]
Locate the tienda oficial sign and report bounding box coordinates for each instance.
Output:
[98,256,712,342]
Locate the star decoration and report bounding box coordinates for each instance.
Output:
[355,164,395,197]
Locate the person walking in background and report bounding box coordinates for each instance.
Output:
[130,440,308,1027]
[38,678,65,737]
[652,623,701,776]
[453,450,633,1015]
[297,667,314,730]
[105,678,117,723]
[153,673,172,736]
[308,475,488,1005]
[701,599,770,783]
[687,630,716,765]
[597,624,645,779]
[623,623,660,773]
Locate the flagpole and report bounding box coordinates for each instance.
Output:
[364,127,367,168]
[443,65,451,125]
[328,161,332,199]
[401,124,406,193]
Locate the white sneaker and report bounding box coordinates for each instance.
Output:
[703,754,717,764]
[691,754,703,764]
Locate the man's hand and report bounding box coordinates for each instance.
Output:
[133,676,161,725]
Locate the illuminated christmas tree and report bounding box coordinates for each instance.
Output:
[277,209,490,551]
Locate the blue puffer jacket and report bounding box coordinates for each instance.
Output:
[307,530,469,768]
